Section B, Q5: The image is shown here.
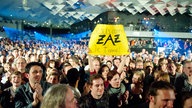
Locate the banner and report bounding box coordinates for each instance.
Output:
[88,24,130,55]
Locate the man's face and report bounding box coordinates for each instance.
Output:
[168,63,176,74]
[130,62,135,70]
[90,78,104,99]
[150,89,175,108]
[183,62,192,78]
[136,62,143,69]
[16,58,26,71]
[27,65,43,85]
[153,57,159,64]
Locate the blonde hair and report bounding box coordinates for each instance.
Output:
[157,72,170,83]
[133,70,145,82]
[41,84,70,108]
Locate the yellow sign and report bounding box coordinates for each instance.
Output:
[88,24,130,56]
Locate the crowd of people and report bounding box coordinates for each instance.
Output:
[0,37,192,108]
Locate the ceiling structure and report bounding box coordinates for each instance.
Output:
[0,0,191,28]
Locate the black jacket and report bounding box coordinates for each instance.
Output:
[78,92,109,108]
[14,81,51,108]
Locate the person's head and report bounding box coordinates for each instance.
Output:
[144,61,153,70]
[132,70,145,84]
[176,63,183,73]
[107,70,121,88]
[148,81,175,108]
[46,60,56,68]
[92,57,101,73]
[181,92,192,108]
[129,60,136,70]
[3,62,12,72]
[153,55,160,65]
[68,56,79,67]
[167,61,176,75]
[135,60,144,70]
[182,60,192,78]
[15,57,27,72]
[46,72,59,84]
[6,54,14,64]
[12,47,19,58]
[98,64,110,80]
[41,84,78,108]
[88,74,105,99]
[18,49,24,56]
[9,71,22,88]
[113,57,121,67]
[106,60,112,70]
[25,62,45,86]
[46,68,58,78]
[157,72,170,83]
[62,63,72,75]
[158,58,168,72]
[67,68,80,87]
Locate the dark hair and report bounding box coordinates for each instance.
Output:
[98,64,109,75]
[67,68,80,86]
[113,57,121,63]
[25,62,45,73]
[88,74,104,85]
[148,81,175,97]
[46,59,56,68]
[129,60,136,65]
[106,60,112,64]
[107,70,119,81]
[183,60,192,67]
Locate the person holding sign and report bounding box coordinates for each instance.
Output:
[87,24,130,75]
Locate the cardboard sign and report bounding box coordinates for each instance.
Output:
[88,24,130,56]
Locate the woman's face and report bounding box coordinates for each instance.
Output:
[102,66,109,79]
[49,62,55,68]
[132,74,140,84]
[106,62,112,69]
[93,60,100,72]
[109,74,121,88]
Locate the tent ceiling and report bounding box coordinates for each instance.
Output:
[0,0,191,28]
